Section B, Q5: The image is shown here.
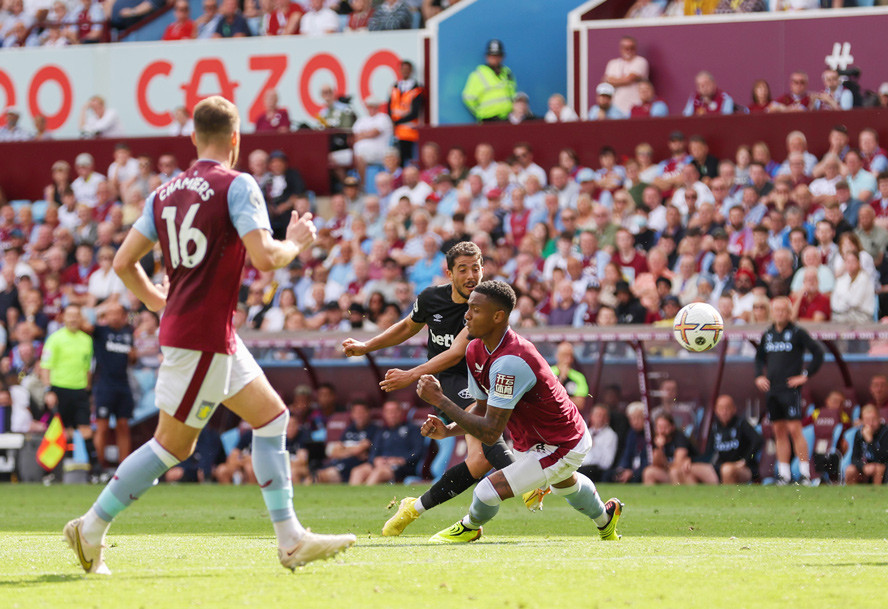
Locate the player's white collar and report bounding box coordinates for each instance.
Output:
[485,329,509,355]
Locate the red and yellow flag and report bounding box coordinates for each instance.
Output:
[37,414,67,471]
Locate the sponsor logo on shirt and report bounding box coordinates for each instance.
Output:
[494,373,515,398]
[429,330,455,347]
[432,314,443,324]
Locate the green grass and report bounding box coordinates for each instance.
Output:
[2,484,887,609]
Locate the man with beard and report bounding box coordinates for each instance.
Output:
[343,243,546,536]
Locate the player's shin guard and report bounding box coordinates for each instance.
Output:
[87,438,179,542]
[463,477,501,529]
[482,438,515,470]
[418,462,478,512]
[553,473,608,526]
[252,410,305,546]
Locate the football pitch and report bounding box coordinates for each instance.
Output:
[2,484,886,609]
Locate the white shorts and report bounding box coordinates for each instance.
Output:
[502,430,592,495]
[155,335,263,429]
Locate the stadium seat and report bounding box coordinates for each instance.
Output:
[428,436,456,481]
[364,164,384,194]
[31,200,48,222]
[9,200,30,213]
[220,427,241,457]
[324,412,351,444]
[131,389,158,424]
[840,427,860,480]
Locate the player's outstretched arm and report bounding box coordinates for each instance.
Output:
[381,327,470,392]
[114,230,169,312]
[342,315,424,357]
[417,375,509,445]
[241,212,317,272]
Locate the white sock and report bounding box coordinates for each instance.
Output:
[778,462,791,481]
[413,498,427,513]
[799,460,811,479]
[274,519,306,548]
[81,507,111,546]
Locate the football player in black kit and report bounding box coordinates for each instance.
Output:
[706,395,762,484]
[342,242,544,536]
[754,297,824,485]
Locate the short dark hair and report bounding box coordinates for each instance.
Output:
[446,241,482,270]
[877,170,888,183]
[474,280,516,315]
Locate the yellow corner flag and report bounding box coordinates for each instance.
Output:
[37,414,67,471]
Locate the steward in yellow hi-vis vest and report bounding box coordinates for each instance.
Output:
[462,39,516,122]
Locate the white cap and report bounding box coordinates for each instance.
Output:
[75,152,94,167]
[596,82,615,97]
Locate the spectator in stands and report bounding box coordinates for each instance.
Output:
[707,394,761,484]
[601,35,648,115]
[859,129,888,174]
[346,0,373,30]
[300,0,339,34]
[715,0,765,11]
[71,153,106,207]
[770,71,815,112]
[78,96,122,138]
[349,400,423,485]
[213,0,250,37]
[462,39,515,123]
[627,0,665,17]
[45,161,71,206]
[550,341,588,410]
[265,150,306,239]
[630,80,668,118]
[855,205,888,265]
[195,0,221,38]
[262,0,302,35]
[588,83,626,121]
[316,400,379,484]
[387,60,423,165]
[253,89,290,133]
[0,107,29,141]
[578,404,618,483]
[507,91,535,125]
[614,280,645,324]
[746,79,772,113]
[683,71,734,116]
[644,412,717,485]
[345,100,391,186]
[544,93,578,123]
[87,245,126,306]
[157,154,181,184]
[105,144,137,197]
[162,1,196,39]
[831,251,875,324]
[168,106,193,137]
[777,131,817,177]
[368,0,410,30]
[813,69,853,111]
[614,401,648,483]
[845,404,888,485]
[790,267,830,321]
[74,0,104,44]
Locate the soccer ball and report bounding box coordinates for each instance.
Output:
[672,302,724,353]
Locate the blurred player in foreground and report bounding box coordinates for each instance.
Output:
[416,280,623,543]
[64,95,355,575]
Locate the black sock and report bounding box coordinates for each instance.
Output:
[419,462,478,510]
[482,439,515,470]
[83,437,99,469]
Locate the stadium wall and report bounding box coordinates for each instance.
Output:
[571,8,888,118]
[430,0,587,125]
[0,31,423,138]
[3,107,888,199]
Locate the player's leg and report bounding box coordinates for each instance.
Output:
[93,417,110,470]
[115,388,135,462]
[689,463,719,484]
[772,417,793,484]
[786,419,811,482]
[642,465,670,485]
[225,348,355,567]
[550,472,620,539]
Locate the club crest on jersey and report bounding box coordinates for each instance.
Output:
[458,388,472,400]
[196,401,214,421]
[494,373,515,397]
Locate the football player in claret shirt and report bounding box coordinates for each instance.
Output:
[64,96,355,575]
[416,280,623,543]
[343,243,545,537]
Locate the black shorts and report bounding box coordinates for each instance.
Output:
[54,387,91,429]
[93,383,135,420]
[766,388,802,421]
[437,373,474,424]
